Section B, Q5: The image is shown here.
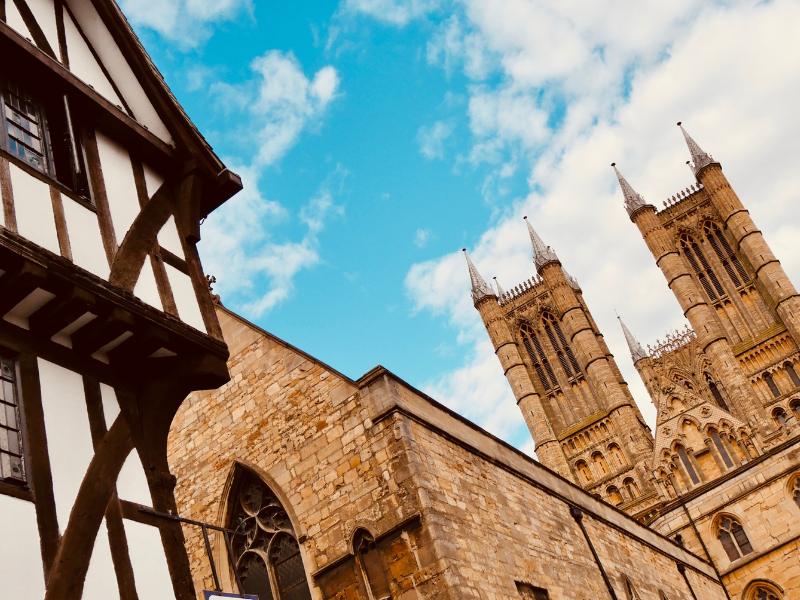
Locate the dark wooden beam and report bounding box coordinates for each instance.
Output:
[17,353,60,579]
[0,268,47,316]
[71,308,132,356]
[0,157,16,231]
[11,0,56,59]
[28,290,96,340]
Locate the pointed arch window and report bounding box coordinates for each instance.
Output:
[575,460,593,484]
[709,429,734,468]
[591,451,608,476]
[717,515,753,561]
[354,529,391,600]
[784,362,800,388]
[681,233,724,300]
[752,585,781,600]
[228,467,312,600]
[542,312,581,378]
[520,321,558,391]
[705,374,729,411]
[704,222,749,287]
[623,477,639,499]
[791,475,800,509]
[676,445,701,485]
[764,372,781,398]
[606,486,623,506]
[772,408,788,427]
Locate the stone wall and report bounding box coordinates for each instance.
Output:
[169,307,726,599]
[651,437,800,598]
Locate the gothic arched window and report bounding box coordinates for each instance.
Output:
[717,515,753,561]
[676,445,701,485]
[709,429,734,469]
[784,362,800,388]
[542,312,580,378]
[705,374,729,411]
[591,451,608,476]
[575,460,593,484]
[228,467,312,600]
[746,581,783,600]
[681,233,724,300]
[607,443,625,469]
[623,477,639,499]
[764,372,781,398]
[606,486,623,506]
[773,407,788,427]
[520,321,558,391]
[354,529,391,599]
[791,399,800,419]
[704,222,749,287]
[790,474,800,509]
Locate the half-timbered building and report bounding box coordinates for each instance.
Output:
[0,1,241,598]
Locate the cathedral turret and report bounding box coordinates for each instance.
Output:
[618,314,648,364]
[677,122,717,174]
[524,216,559,271]
[612,163,652,216]
[462,249,496,305]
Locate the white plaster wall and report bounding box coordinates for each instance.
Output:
[62,9,123,108]
[9,164,60,255]
[166,264,205,331]
[83,519,118,599]
[62,197,109,279]
[0,495,46,597]
[125,520,174,598]
[158,217,184,258]
[26,0,59,56]
[134,259,163,310]
[38,358,94,529]
[65,0,173,144]
[100,384,152,507]
[4,1,32,42]
[95,132,139,243]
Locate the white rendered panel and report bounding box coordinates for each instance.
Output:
[38,359,93,529]
[63,9,123,107]
[165,264,204,331]
[98,384,151,506]
[142,163,163,198]
[62,198,109,278]
[9,164,60,254]
[4,2,33,42]
[65,0,173,143]
[134,259,162,310]
[83,520,118,599]
[0,495,46,597]
[27,0,59,57]
[95,132,139,243]
[125,520,174,597]
[4,288,56,329]
[158,217,184,258]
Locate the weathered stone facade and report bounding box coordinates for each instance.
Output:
[469,126,800,599]
[169,308,726,599]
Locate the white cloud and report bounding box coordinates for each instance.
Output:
[119,0,251,48]
[404,0,800,450]
[343,0,442,25]
[200,52,342,316]
[417,121,454,159]
[414,228,432,248]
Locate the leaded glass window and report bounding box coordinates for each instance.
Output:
[1,81,49,173]
[228,468,311,600]
[0,357,25,483]
[717,516,753,561]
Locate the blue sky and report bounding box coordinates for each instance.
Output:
[122,0,800,453]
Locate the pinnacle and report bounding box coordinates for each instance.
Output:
[677,122,715,174]
[462,249,495,304]
[523,216,559,270]
[617,313,648,363]
[611,163,649,217]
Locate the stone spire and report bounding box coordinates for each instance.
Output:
[617,313,648,363]
[462,249,495,304]
[612,163,649,216]
[523,216,559,270]
[677,121,716,174]
[493,276,506,297]
[564,269,581,292]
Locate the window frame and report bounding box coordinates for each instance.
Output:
[716,515,753,562]
[0,354,27,487]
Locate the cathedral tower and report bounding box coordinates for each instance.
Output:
[466,222,655,511]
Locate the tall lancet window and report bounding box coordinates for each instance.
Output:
[542,312,581,378]
[680,234,724,300]
[228,467,312,600]
[704,222,749,287]
[520,321,558,391]
[706,374,729,412]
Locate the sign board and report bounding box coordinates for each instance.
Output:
[203,592,258,600]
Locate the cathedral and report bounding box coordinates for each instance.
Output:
[466,125,800,599]
[0,0,796,599]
